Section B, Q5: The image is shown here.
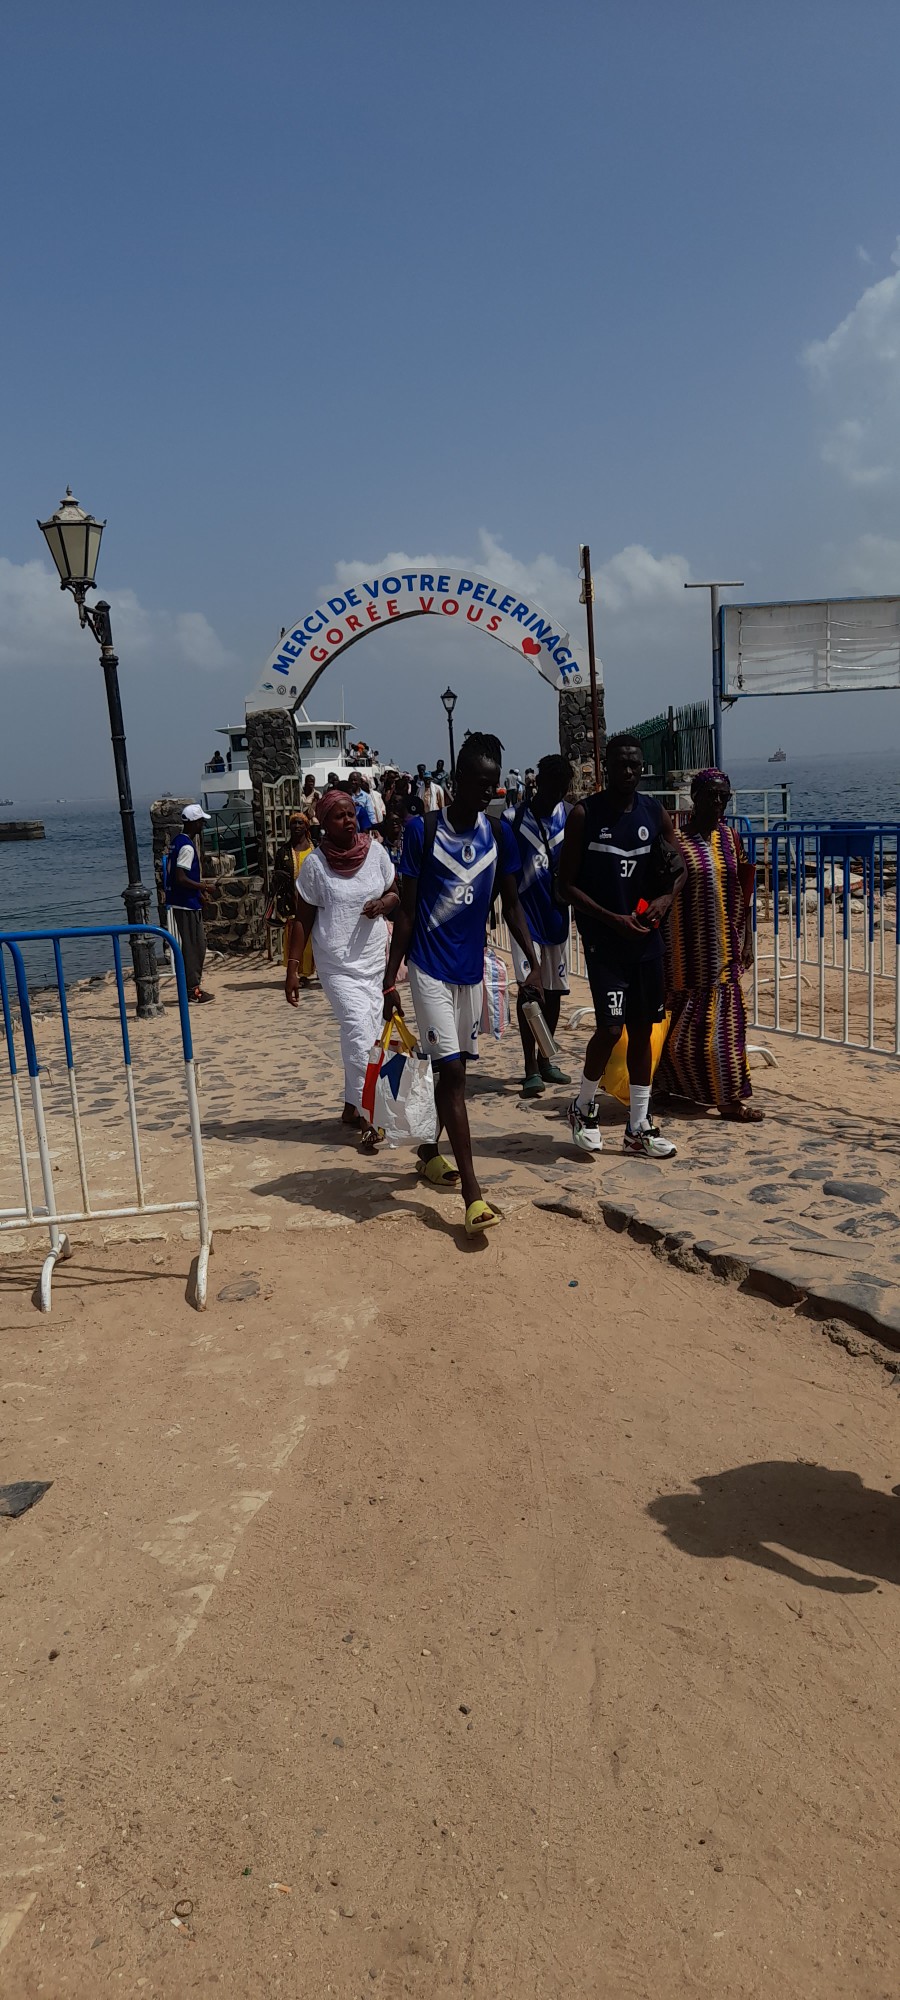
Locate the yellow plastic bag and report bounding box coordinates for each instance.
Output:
[600,1014,671,1107]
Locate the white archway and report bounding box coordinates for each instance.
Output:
[245,565,595,714]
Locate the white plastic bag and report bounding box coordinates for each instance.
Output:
[374,1047,438,1147]
[362,1013,438,1148]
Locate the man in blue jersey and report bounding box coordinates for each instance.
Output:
[558,733,684,1157]
[382,731,543,1236]
[166,803,213,1003]
[510,753,574,1097]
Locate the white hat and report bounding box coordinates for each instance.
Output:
[182,803,211,822]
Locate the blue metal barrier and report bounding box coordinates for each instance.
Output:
[750,822,899,1053]
[0,925,211,1310]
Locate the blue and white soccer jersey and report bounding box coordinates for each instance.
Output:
[511,801,570,992]
[399,810,518,1063]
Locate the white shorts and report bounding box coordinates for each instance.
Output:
[407,962,482,1064]
[512,938,570,992]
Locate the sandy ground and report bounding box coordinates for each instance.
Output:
[2,1207,900,1998]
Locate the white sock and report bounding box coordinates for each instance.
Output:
[629,1084,651,1132]
[577,1070,599,1111]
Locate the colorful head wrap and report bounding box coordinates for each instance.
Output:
[690,767,730,797]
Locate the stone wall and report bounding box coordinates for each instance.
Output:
[150,798,265,956]
[246,708,300,871]
[202,853,266,955]
[558,686,606,797]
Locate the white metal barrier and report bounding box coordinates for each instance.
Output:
[0,925,212,1311]
[749,824,900,1056]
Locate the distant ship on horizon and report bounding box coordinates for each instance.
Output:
[769,747,787,763]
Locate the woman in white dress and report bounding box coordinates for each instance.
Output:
[284,788,398,1145]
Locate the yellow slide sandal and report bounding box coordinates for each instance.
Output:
[465,1199,500,1236]
[417,1154,459,1187]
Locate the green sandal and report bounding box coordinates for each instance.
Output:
[521,1072,546,1097]
[539,1062,572,1085]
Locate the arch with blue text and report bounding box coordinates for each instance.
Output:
[245,566,595,714]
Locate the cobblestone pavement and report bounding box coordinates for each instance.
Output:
[1,953,898,1341]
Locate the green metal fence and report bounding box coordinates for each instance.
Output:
[623,701,713,779]
[204,807,257,875]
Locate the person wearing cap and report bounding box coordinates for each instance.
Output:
[166,805,212,1003]
[412,765,445,815]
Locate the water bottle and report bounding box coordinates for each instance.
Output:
[522,998,561,1061]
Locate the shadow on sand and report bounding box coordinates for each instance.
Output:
[251,1162,495,1254]
[648,1460,900,1593]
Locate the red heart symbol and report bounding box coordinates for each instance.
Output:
[522,636,541,656]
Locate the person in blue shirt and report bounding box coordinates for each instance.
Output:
[510,754,573,1097]
[165,804,213,1002]
[382,731,542,1236]
[349,772,377,831]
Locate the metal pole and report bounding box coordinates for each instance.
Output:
[579,544,602,786]
[685,581,743,773]
[709,583,723,769]
[448,709,456,779]
[93,602,163,1018]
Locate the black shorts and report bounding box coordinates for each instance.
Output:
[583,947,666,1031]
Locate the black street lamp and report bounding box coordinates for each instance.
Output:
[440,685,458,778]
[38,489,163,1018]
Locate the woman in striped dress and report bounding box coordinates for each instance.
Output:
[657,769,763,1121]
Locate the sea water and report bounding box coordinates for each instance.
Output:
[0,799,157,991]
[728,749,900,825]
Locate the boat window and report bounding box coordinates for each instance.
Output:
[296,730,314,749]
[316,730,339,749]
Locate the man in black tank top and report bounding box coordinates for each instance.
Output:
[558,733,685,1159]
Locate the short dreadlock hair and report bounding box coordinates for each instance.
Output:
[456,731,504,775]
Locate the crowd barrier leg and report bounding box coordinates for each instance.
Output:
[185,1055,211,1309]
[53,938,91,1214]
[0,953,36,1228]
[112,934,146,1208]
[0,926,212,1313]
[2,943,72,1309]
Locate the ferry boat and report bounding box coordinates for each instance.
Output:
[769,747,787,764]
[199,711,384,822]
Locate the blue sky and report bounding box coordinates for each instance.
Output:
[3,0,900,797]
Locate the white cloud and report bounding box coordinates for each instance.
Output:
[334,529,690,631]
[856,244,873,266]
[803,247,900,487]
[0,556,234,675]
[591,542,691,612]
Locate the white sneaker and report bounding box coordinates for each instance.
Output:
[568,1097,604,1154]
[623,1121,677,1159]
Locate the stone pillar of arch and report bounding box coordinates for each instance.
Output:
[558,686,606,797]
[247,707,301,877]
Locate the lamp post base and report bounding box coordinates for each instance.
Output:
[122,881,165,1018]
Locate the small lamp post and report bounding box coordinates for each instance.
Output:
[440,685,458,778]
[38,489,162,1017]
